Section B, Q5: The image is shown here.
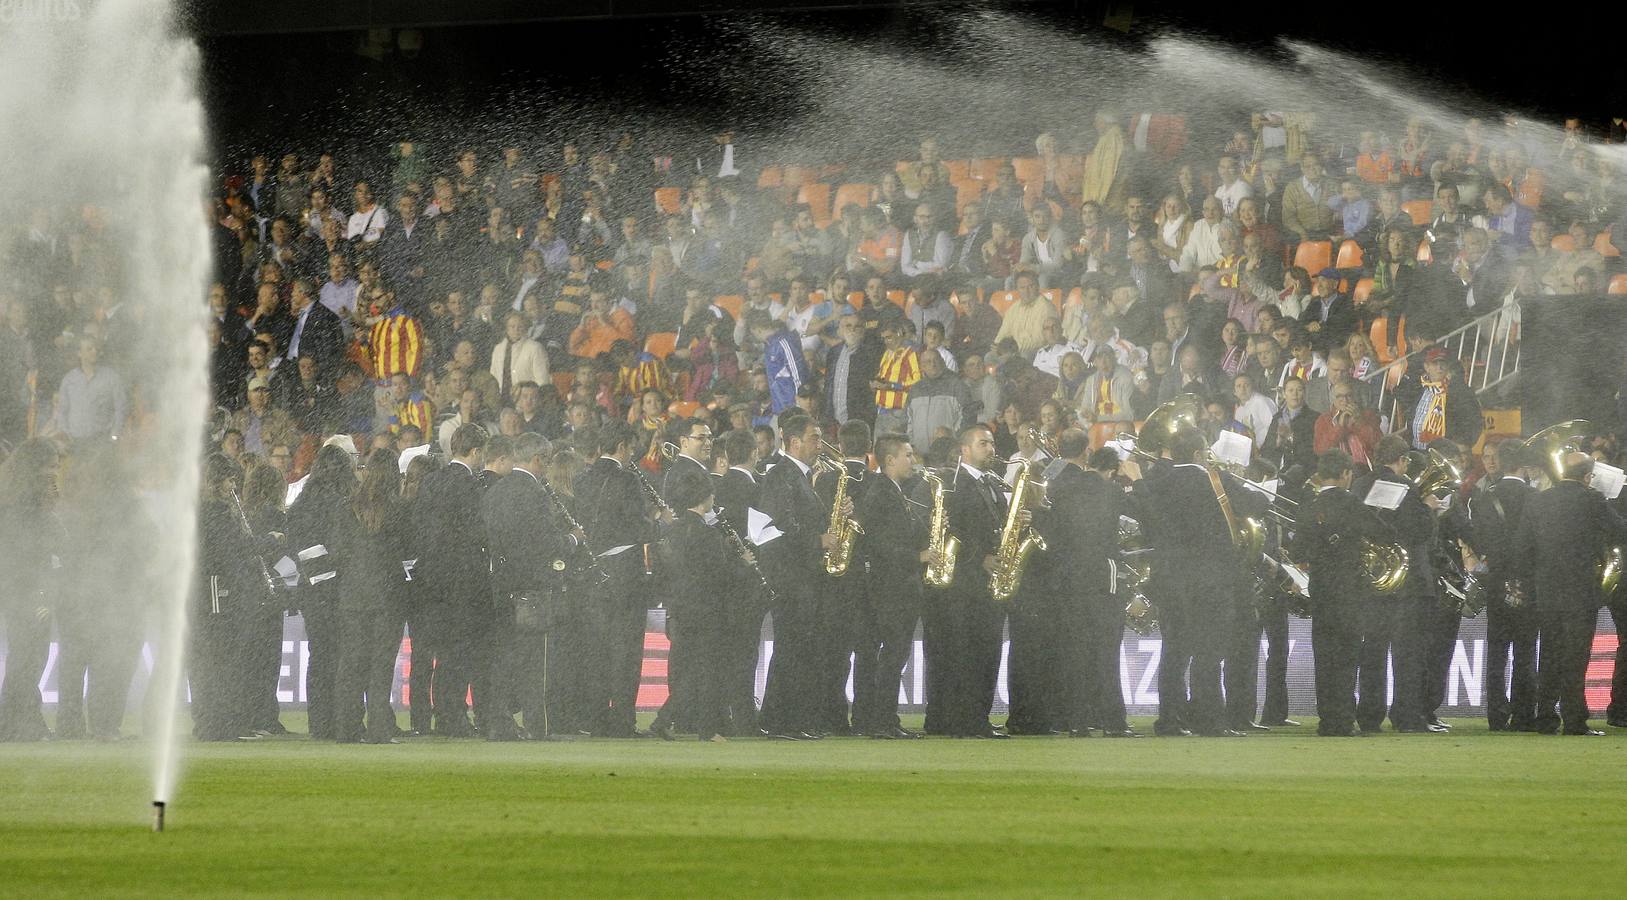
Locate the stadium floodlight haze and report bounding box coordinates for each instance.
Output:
[3,2,1627,895]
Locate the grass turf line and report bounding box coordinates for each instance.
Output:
[2,716,1622,897]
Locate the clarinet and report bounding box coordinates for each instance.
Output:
[631,461,771,597]
[716,515,778,603]
[227,486,281,601]
[534,473,611,586]
[628,462,677,517]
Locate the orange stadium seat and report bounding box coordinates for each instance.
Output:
[886,290,907,309]
[832,183,872,216]
[1011,156,1044,186]
[1416,239,1433,264]
[1335,240,1364,270]
[1610,274,1627,295]
[988,290,1018,316]
[971,158,1004,181]
[1042,288,1063,314]
[952,178,984,214]
[797,182,833,227]
[1352,278,1374,305]
[846,290,865,309]
[668,400,702,418]
[757,166,784,189]
[644,332,679,360]
[714,294,744,320]
[1597,231,1621,258]
[653,187,682,216]
[551,372,575,400]
[782,166,816,189]
[944,159,971,181]
[1402,200,1432,226]
[1550,234,1577,253]
[1293,240,1333,274]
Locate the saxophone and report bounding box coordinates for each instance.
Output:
[989,459,1047,602]
[922,470,959,588]
[821,457,864,576]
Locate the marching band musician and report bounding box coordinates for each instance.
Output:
[1516,451,1627,735]
[483,432,580,739]
[661,416,714,502]
[852,433,929,739]
[1352,435,1442,733]
[332,447,410,745]
[654,416,713,737]
[1468,439,1538,732]
[758,409,842,740]
[661,468,740,742]
[573,422,656,738]
[1419,438,1471,733]
[1125,426,1242,737]
[811,420,871,735]
[289,444,357,740]
[933,423,1015,739]
[1035,435,1136,737]
[1296,450,1382,737]
[714,428,767,735]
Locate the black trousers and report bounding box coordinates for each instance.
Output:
[594,582,647,736]
[1311,582,1366,735]
[1154,572,1229,735]
[1224,595,1262,729]
[760,568,819,734]
[667,607,730,738]
[1420,596,1461,719]
[547,593,599,735]
[0,599,51,741]
[188,607,252,741]
[1258,594,1291,725]
[404,591,439,733]
[852,577,920,734]
[1064,588,1128,733]
[1006,589,1066,732]
[246,604,286,732]
[812,571,864,731]
[920,584,953,734]
[335,608,402,742]
[1486,587,1538,730]
[1605,602,1627,724]
[302,599,341,739]
[501,609,565,738]
[1385,593,1431,729]
[429,595,500,735]
[1534,604,1599,733]
[1356,598,1397,732]
[932,583,1004,736]
[724,591,767,734]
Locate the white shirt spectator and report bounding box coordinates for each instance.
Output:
[1215,178,1254,217]
[1179,217,1226,273]
[346,204,389,243]
[900,229,953,278]
[1032,340,1088,377]
[1234,391,1278,449]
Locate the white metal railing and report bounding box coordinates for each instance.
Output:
[1365,298,1521,432]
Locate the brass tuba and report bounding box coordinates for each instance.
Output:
[1602,547,1624,598]
[1518,421,1624,594]
[921,469,959,589]
[1404,448,1465,499]
[1361,540,1410,594]
[989,458,1047,602]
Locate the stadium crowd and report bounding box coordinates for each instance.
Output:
[3,104,1627,744]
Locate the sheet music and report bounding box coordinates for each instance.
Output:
[747,507,783,546]
[1363,480,1407,510]
[1211,430,1252,468]
[1591,462,1625,500]
[285,474,309,507]
[297,544,329,562]
[273,556,301,589]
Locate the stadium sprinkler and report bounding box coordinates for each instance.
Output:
[153,801,166,833]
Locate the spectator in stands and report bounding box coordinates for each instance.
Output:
[1313,379,1383,466]
[1215,154,1254,216]
[1179,195,1227,274]
[950,202,990,285]
[346,181,388,244]
[961,351,1001,423]
[906,351,970,450]
[1081,107,1131,215]
[900,202,952,281]
[1127,235,1180,310]
[1476,184,1532,250]
[514,381,558,437]
[1217,317,1250,381]
[981,163,1028,234]
[979,217,1020,290]
[1109,280,1160,350]
[284,278,345,376]
[1281,152,1337,242]
[52,336,125,444]
[1231,372,1276,449]
[231,375,294,455]
[383,371,433,436]
[1282,329,1326,385]
[1016,203,1072,290]
[1429,183,1467,235]
[568,286,636,362]
[824,310,883,427]
[1300,267,1358,354]
[749,310,808,417]
[905,276,956,346]
[1403,350,1482,450]
[783,276,838,358]
[1329,179,1373,246]
[848,206,900,281]
[1355,131,1395,185]
[1428,227,1511,334]
[319,255,360,333]
[870,319,919,435]
[490,311,549,403]
[1078,346,1135,431]
[1032,317,1086,378]
[686,315,739,404]
[733,275,786,353]
[1543,221,1607,294]
[994,271,1057,357]
[1161,344,1214,403]
[952,282,1002,362]
[437,387,492,454]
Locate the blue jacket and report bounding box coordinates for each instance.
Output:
[762,328,809,415]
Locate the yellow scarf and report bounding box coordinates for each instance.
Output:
[1419,379,1448,442]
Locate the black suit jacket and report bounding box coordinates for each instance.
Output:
[1263,407,1318,478]
[716,467,760,537]
[945,463,1006,590]
[574,456,651,580]
[1129,464,1233,577]
[759,452,828,580]
[857,473,928,588]
[288,302,346,372]
[1516,480,1627,608]
[1294,485,1385,601]
[825,336,885,426]
[1468,476,1533,582]
[661,455,712,507]
[1036,464,1119,595]
[1352,469,1435,593]
[412,461,489,598]
[1298,293,1359,354]
[669,509,733,617]
[483,469,572,595]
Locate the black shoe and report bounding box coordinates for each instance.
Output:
[767,731,803,741]
[1200,728,1246,737]
[890,727,923,740]
[1564,728,1607,736]
[1102,728,1141,738]
[969,728,1010,739]
[1243,722,1272,732]
[1426,717,1451,730]
[866,730,897,739]
[1263,719,1300,727]
[796,731,824,740]
[1153,726,1192,737]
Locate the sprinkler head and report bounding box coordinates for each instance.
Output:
[152,801,165,832]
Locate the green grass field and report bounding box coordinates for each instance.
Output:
[3,714,1623,897]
